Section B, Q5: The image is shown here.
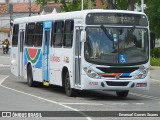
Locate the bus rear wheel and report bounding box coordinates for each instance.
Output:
[64,71,77,97]
[27,65,35,87]
[116,91,129,98]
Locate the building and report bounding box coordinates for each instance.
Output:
[0,1,61,47]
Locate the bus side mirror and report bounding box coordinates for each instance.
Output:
[150,32,155,49]
[81,31,86,42]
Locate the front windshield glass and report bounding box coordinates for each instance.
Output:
[84,27,149,65]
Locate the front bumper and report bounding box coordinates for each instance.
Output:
[80,75,150,91]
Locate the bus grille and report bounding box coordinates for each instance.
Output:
[97,67,139,78]
[106,81,129,86]
[97,67,139,73]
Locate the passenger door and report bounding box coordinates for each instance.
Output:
[19,29,25,76]
[43,21,52,83]
[74,27,83,85]
[11,23,25,76]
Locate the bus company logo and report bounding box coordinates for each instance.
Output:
[24,48,42,68]
[115,74,120,79]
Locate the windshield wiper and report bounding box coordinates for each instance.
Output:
[100,25,113,41]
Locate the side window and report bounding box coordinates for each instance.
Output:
[53,21,64,47]
[35,22,43,47]
[12,24,19,46]
[50,22,54,47]
[63,20,74,47]
[25,23,35,46]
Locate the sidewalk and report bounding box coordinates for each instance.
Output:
[150,66,160,80]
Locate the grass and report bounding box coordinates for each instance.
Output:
[150,57,160,66]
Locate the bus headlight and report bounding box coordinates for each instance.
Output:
[135,68,149,79]
[83,67,100,79]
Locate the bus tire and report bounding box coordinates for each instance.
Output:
[116,91,129,98]
[27,65,35,87]
[64,71,77,97]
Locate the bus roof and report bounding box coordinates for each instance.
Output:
[13,9,146,24]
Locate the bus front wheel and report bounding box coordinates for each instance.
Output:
[64,71,77,97]
[116,91,129,98]
[27,65,35,87]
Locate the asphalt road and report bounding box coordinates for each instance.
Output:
[0,51,160,120]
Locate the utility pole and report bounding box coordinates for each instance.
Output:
[81,0,84,10]
[29,0,32,16]
[141,0,144,12]
[9,4,13,30]
[88,0,91,9]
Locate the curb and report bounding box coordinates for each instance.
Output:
[150,66,160,70]
[151,79,160,82]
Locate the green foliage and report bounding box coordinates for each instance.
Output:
[151,47,160,58]
[60,0,96,12]
[145,0,160,38]
[150,57,160,66]
[36,0,95,11]
[150,47,160,66]
[35,0,160,38]
[116,0,128,10]
[35,0,48,7]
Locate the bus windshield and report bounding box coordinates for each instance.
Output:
[84,26,149,65]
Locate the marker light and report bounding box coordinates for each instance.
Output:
[136,83,147,87]
[83,67,100,79]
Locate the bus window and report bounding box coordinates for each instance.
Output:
[34,22,43,47]
[50,22,54,47]
[63,20,74,47]
[25,23,35,46]
[12,24,19,46]
[53,21,64,47]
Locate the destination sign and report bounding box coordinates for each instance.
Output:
[86,13,148,26]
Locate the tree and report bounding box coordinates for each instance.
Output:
[35,0,48,7]
[35,0,95,12]
[103,0,137,11]
[145,0,160,38]
[128,0,135,11]
[106,0,116,9]
[60,0,89,12]
[35,0,160,37]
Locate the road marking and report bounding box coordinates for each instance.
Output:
[0,56,10,58]
[0,75,9,85]
[0,64,10,67]
[0,76,92,120]
[112,103,128,105]
[60,103,103,105]
[135,103,144,105]
[130,92,160,100]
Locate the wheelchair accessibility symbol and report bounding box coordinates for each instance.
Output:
[119,54,128,64]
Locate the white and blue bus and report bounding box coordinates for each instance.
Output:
[11,9,154,97]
